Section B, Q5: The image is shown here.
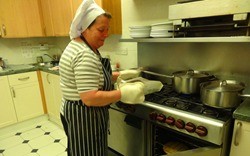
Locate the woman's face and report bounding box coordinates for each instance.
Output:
[83,15,110,50]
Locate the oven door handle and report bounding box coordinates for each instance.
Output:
[159,147,221,156]
[124,115,142,129]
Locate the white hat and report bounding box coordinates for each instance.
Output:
[69,0,105,39]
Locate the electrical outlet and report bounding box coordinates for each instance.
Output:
[116,48,128,55]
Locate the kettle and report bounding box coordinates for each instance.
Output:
[0,57,6,69]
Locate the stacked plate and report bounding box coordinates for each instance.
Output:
[129,25,151,38]
[150,21,174,38]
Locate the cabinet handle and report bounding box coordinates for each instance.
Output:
[18,77,30,81]
[2,24,6,36]
[11,87,16,98]
[234,122,242,146]
[46,74,50,84]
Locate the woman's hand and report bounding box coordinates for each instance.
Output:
[118,82,145,104]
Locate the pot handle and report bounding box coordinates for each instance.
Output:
[142,70,174,79]
[239,94,250,98]
[220,80,227,87]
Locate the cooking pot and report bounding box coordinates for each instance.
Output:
[200,80,250,108]
[142,69,215,94]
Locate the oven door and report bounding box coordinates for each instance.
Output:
[108,108,146,156]
[150,124,222,156]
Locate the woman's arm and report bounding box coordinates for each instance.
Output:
[80,90,121,107]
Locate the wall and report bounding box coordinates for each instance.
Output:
[0,35,137,69]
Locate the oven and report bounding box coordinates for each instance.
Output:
[112,81,234,156]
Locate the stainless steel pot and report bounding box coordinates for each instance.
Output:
[200,80,250,108]
[142,69,215,94]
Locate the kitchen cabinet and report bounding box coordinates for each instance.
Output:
[72,0,122,35]
[0,76,17,128]
[41,72,62,124]
[0,0,44,38]
[230,120,250,156]
[40,0,73,36]
[8,71,44,122]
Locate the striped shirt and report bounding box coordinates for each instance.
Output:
[59,40,104,113]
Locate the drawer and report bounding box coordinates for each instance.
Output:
[8,71,38,86]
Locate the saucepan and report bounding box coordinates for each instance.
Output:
[200,80,250,109]
[142,69,215,95]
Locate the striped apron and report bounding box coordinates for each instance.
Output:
[61,57,112,156]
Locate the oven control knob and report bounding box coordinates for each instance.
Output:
[195,126,208,137]
[149,112,158,120]
[185,122,196,133]
[165,116,175,126]
[175,119,185,129]
[156,114,166,123]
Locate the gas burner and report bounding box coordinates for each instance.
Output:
[176,101,191,110]
[201,108,219,118]
[163,98,177,107]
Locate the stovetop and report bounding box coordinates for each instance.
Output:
[145,84,234,122]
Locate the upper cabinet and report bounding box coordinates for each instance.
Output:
[40,0,73,36]
[102,0,122,34]
[0,0,44,38]
[0,0,121,38]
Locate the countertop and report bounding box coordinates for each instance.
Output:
[233,98,250,122]
[0,64,59,76]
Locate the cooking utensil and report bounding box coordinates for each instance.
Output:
[200,80,250,108]
[142,69,215,94]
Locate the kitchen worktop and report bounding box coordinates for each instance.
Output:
[233,98,250,122]
[0,64,59,76]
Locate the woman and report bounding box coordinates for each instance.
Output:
[59,0,144,155]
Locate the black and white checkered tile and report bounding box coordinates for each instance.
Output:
[0,120,67,156]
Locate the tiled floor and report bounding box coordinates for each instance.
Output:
[0,116,67,156]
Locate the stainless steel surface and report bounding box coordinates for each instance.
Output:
[200,80,249,108]
[142,101,228,145]
[108,109,146,156]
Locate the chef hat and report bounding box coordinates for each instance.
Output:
[69,0,105,39]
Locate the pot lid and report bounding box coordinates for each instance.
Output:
[173,69,210,78]
[203,80,245,92]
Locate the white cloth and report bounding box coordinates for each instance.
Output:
[69,0,105,39]
[119,82,145,104]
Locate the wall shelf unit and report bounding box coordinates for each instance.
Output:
[120,36,250,43]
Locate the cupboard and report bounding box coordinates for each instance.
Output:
[0,0,44,38]
[40,0,73,36]
[0,76,17,128]
[0,0,121,38]
[230,120,250,156]
[41,72,62,125]
[8,71,44,122]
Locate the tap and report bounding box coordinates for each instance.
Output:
[43,54,56,61]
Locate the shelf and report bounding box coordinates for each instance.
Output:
[120,36,250,43]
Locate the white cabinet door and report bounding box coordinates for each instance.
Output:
[41,72,62,124]
[230,120,250,156]
[0,76,17,128]
[11,82,44,121]
[8,72,44,122]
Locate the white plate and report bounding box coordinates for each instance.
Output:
[151,21,173,26]
[129,25,151,29]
